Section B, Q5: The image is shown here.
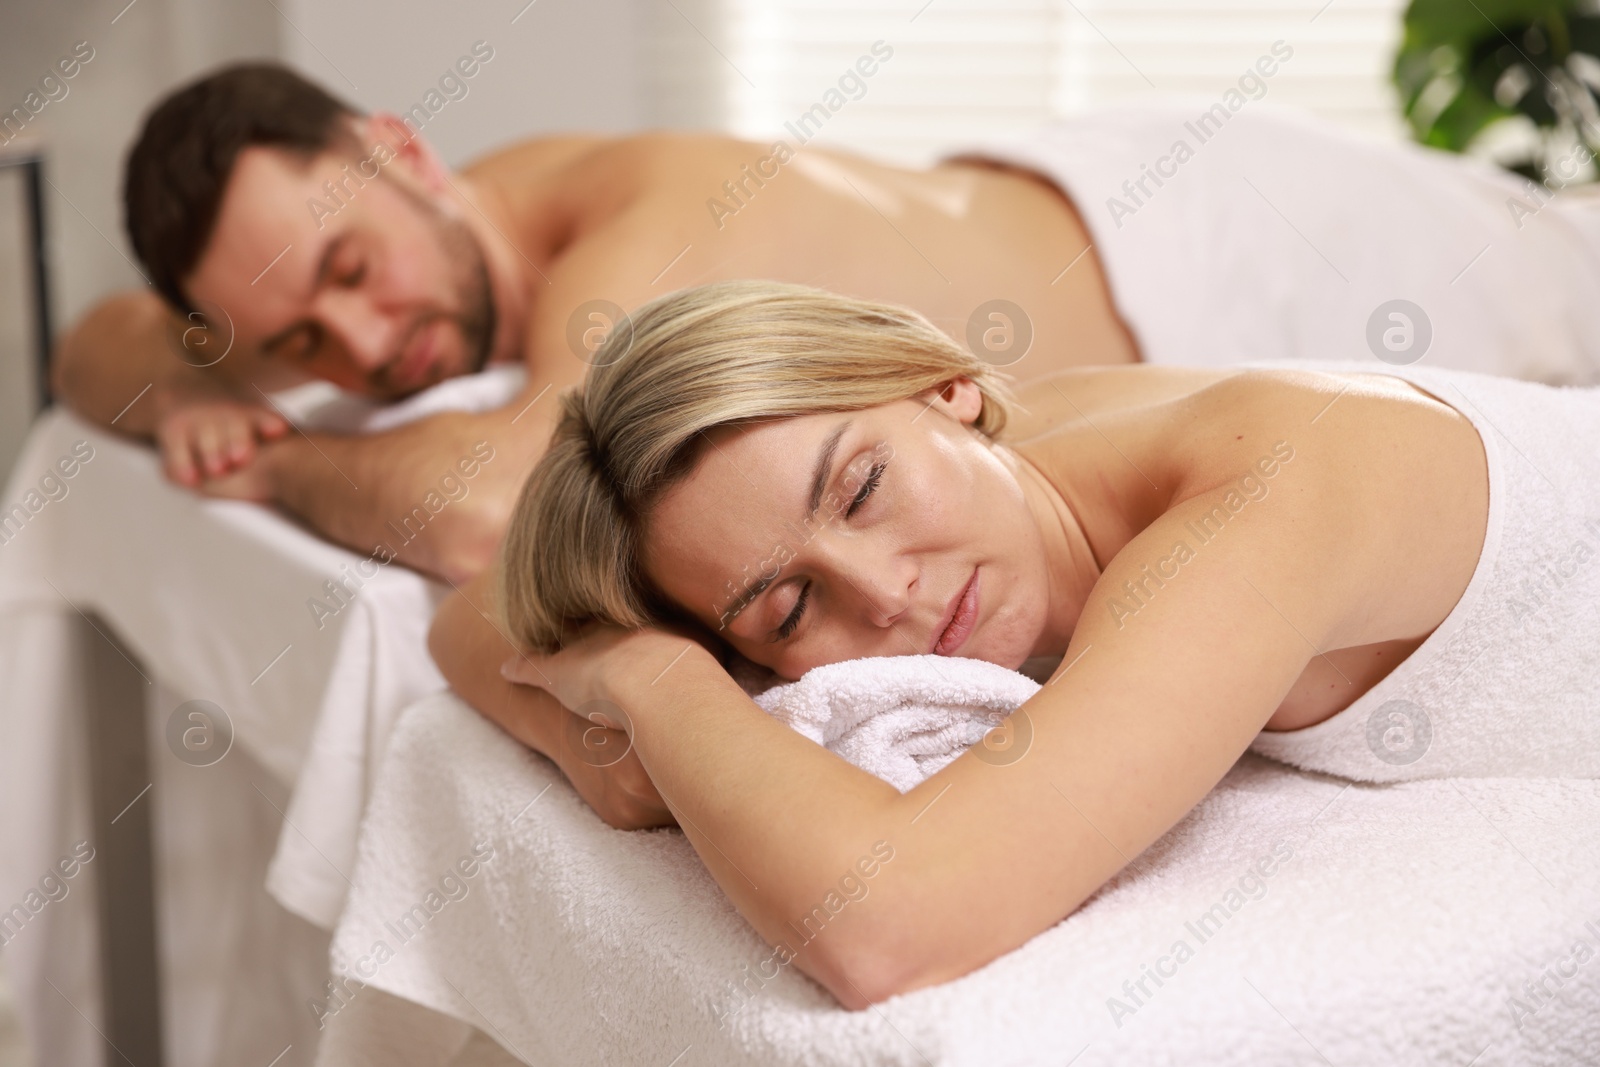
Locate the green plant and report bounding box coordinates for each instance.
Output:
[1394,0,1600,182]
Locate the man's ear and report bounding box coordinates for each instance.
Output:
[362,111,452,193]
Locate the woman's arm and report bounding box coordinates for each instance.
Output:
[429,572,674,829]
[507,436,1366,1007]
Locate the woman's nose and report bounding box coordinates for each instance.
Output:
[844,558,914,629]
[810,529,917,631]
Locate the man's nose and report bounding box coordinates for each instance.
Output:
[315,291,397,373]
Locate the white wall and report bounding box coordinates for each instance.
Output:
[277,0,644,169]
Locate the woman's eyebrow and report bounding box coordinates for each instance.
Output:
[806,420,853,520]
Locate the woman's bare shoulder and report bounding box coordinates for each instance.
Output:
[1009,363,1447,422]
[1154,365,1490,646]
[1011,364,1486,627]
[1006,365,1234,439]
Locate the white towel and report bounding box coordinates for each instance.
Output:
[750,654,1039,792]
[328,658,1600,1066]
[1244,361,1600,781]
[270,363,529,434]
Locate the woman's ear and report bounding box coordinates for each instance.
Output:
[930,377,984,426]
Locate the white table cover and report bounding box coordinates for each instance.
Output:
[0,407,451,1065]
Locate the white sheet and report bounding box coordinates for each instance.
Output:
[331,690,1600,1066]
[952,101,1600,385]
[0,406,452,1065]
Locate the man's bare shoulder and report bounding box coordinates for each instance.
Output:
[464,131,802,191]
[461,134,618,183]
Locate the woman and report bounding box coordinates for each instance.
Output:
[430,280,1600,1008]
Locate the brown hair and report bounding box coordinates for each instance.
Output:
[123,63,359,312]
[499,280,1016,653]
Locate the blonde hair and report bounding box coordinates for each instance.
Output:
[499,280,1016,652]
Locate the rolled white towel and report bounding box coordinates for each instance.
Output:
[269,364,530,434]
[750,654,1040,793]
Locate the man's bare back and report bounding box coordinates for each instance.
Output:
[470,132,1137,392]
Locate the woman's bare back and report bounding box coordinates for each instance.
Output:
[1006,363,1490,731]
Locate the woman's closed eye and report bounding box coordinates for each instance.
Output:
[845,459,886,518]
[770,456,889,642]
[776,582,810,639]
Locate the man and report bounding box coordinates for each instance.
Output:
[53,62,1600,582]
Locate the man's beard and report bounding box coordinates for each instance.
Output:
[375,187,498,398]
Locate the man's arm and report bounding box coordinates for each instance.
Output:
[52,290,175,435]
[53,289,548,577]
[239,396,556,583]
[52,290,299,483]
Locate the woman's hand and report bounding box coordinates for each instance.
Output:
[552,716,675,831]
[500,625,721,829]
[500,624,720,719]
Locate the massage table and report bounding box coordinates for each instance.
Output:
[4,372,1596,1066]
[0,399,461,1067]
[319,689,1600,1066]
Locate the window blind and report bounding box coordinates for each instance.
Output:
[640,0,1409,165]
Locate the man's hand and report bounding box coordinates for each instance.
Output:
[153,380,289,488]
[196,438,282,502]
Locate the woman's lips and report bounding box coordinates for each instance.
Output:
[933,569,980,656]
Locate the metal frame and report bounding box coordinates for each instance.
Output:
[0,142,54,411]
[84,615,166,1067]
